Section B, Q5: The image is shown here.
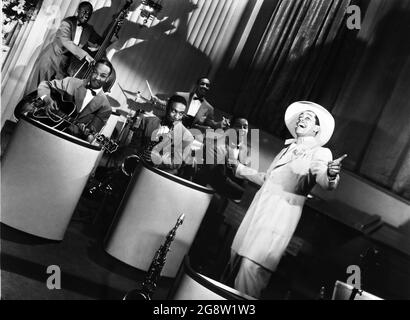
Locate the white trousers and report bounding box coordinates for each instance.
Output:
[234,256,272,299]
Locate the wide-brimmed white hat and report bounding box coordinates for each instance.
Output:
[285,101,335,146]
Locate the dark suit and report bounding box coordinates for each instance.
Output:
[37,77,111,139]
[30,16,102,91]
[175,91,223,132]
[127,115,194,174]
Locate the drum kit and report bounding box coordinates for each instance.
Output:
[86,81,156,205]
[113,81,155,147]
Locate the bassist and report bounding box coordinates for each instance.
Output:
[27,1,119,93]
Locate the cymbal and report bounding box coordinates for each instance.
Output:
[127,99,152,110]
[123,89,150,100]
[122,88,139,96]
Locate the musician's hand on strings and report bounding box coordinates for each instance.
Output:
[78,123,91,137]
[328,154,347,178]
[111,33,120,43]
[87,43,99,52]
[80,125,94,144]
[43,96,58,115]
[86,134,94,143]
[85,54,95,64]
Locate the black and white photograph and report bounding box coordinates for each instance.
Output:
[1,0,409,304]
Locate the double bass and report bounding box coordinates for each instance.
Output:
[67,0,133,92]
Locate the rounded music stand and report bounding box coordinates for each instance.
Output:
[104,162,215,278]
[1,116,102,240]
[331,281,383,300]
[168,256,256,300]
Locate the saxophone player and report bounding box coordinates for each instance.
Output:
[124,94,195,174]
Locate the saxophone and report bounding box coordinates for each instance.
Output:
[123,214,185,300]
[121,121,174,176]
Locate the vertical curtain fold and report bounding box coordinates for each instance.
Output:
[230,0,353,132]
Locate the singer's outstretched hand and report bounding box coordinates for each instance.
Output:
[328,154,347,177]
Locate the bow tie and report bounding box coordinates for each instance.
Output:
[85,85,97,96]
[193,96,203,102]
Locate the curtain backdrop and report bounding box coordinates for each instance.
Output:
[213,0,410,201]
[226,0,352,134]
[331,0,410,200]
[1,0,248,128]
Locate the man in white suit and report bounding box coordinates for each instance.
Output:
[226,101,347,298]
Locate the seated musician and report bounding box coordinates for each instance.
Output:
[36,59,113,142]
[204,117,250,201]
[151,77,230,134]
[124,94,195,174]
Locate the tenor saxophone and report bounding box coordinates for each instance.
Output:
[123,214,185,300]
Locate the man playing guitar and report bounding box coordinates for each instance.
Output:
[37,59,113,143]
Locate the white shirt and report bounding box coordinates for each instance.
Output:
[73,25,83,46]
[80,87,102,112]
[186,95,202,117]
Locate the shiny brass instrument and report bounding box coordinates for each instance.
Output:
[123,214,185,300]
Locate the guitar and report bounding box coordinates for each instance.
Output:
[15,90,78,130]
[15,90,118,153]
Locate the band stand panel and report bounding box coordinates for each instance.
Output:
[100,111,120,139]
[332,280,383,300]
[104,163,214,278]
[169,256,257,300]
[90,111,121,174]
[1,116,101,240]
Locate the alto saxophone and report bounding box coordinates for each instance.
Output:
[121,122,174,176]
[123,214,185,300]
